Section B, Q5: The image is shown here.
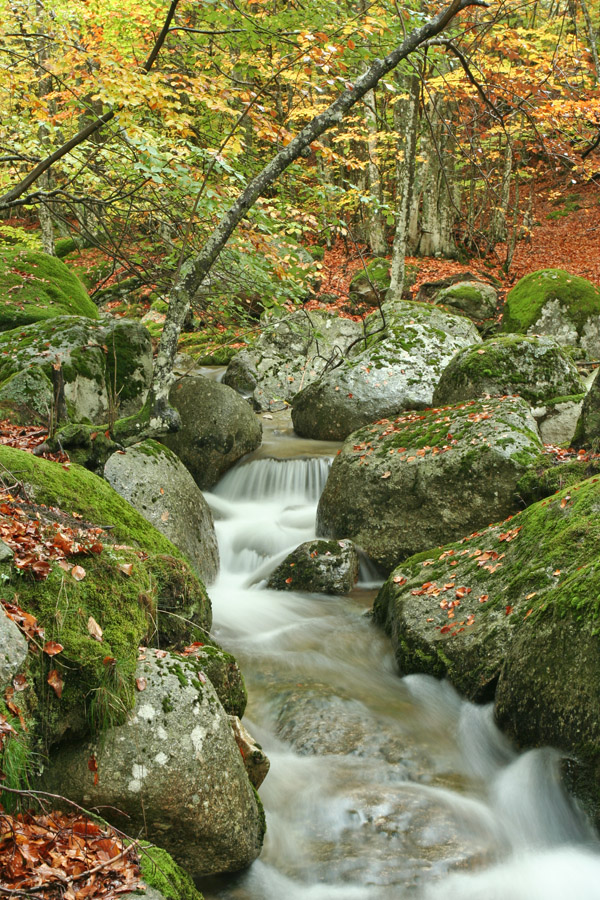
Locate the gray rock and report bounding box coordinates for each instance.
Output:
[40,652,265,878]
[433,335,585,409]
[292,302,481,441]
[574,370,600,449]
[0,540,14,562]
[224,310,364,411]
[267,538,359,595]
[0,316,152,423]
[161,377,262,490]
[0,608,28,690]
[532,396,585,445]
[0,367,54,425]
[348,257,390,307]
[317,395,543,573]
[104,440,219,584]
[433,280,498,321]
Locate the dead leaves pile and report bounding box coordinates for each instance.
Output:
[0,811,142,900]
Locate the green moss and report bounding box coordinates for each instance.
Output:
[0,445,181,556]
[0,248,98,331]
[502,269,600,335]
[139,843,203,900]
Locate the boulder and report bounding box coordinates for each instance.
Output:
[267,538,359,595]
[317,396,543,573]
[137,844,203,900]
[502,269,600,357]
[292,302,481,441]
[0,316,152,423]
[104,440,219,584]
[166,642,247,718]
[433,280,498,321]
[532,394,585,445]
[432,335,585,408]
[0,366,54,425]
[161,377,262,490]
[0,445,211,745]
[372,474,600,822]
[223,310,364,411]
[0,247,98,331]
[40,652,266,878]
[0,606,28,690]
[348,257,390,308]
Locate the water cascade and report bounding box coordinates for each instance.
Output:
[200,441,600,900]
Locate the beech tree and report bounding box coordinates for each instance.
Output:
[2,0,488,449]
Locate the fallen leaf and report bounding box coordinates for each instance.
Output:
[88,754,99,785]
[71,565,86,581]
[381,471,391,479]
[135,677,147,691]
[87,616,103,642]
[505,605,513,615]
[12,674,28,692]
[160,510,170,522]
[43,641,64,656]
[392,575,406,585]
[47,668,63,698]
[119,563,133,576]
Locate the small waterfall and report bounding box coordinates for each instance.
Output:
[201,453,600,900]
[215,456,332,503]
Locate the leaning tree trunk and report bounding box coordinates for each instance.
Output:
[387,73,420,303]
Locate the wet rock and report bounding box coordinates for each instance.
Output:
[229,715,270,788]
[0,607,28,689]
[223,310,364,411]
[372,474,600,822]
[161,376,262,490]
[0,316,152,422]
[267,538,359,595]
[317,395,543,573]
[502,268,600,357]
[104,440,219,584]
[165,642,247,718]
[433,335,584,409]
[291,302,481,442]
[41,652,266,878]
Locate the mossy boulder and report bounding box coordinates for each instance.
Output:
[223,310,364,411]
[40,652,266,878]
[433,280,498,321]
[0,247,98,331]
[502,269,600,357]
[0,445,212,747]
[433,335,584,408]
[348,257,390,307]
[104,440,219,584]
[0,316,152,422]
[267,539,359,595]
[291,302,481,442]
[0,366,54,425]
[161,377,262,490]
[139,844,203,900]
[372,474,600,822]
[317,396,544,573]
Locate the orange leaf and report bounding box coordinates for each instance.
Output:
[119,563,133,576]
[135,677,147,692]
[71,565,86,581]
[43,641,64,656]
[47,668,63,698]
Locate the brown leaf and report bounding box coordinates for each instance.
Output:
[160,510,170,522]
[87,616,103,642]
[135,677,147,692]
[71,565,86,581]
[119,563,133,576]
[88,754,99,785]
[12,674,28,692]
[47,668,63,698]
[381,471,391,479]
[43,641,64,656]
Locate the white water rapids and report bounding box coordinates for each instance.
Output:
[199,434,600,899]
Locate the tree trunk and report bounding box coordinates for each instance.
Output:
[387,74,420,303]
[580,0,600,81]
[363,86,387,254]
[418,96,457,258]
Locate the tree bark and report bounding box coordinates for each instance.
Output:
[387,74,420,303]
[363,86,387,255]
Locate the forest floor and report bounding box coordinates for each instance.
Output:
[314,173,600,317]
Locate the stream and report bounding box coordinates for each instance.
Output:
[199,414,600,900]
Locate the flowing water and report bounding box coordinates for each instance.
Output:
[200,420,600,900]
